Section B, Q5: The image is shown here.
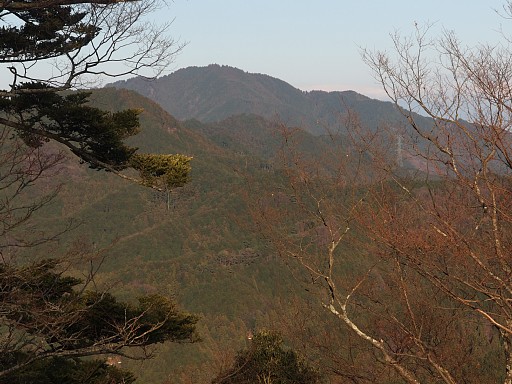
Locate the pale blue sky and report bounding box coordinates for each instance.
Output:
[164,0,510,98]
[1,1,508,98]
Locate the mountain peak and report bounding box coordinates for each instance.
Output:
[108,65,394,134]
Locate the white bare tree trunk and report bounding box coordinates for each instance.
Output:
[502,321,512,384]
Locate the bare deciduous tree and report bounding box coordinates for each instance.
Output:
[250,4,512,380]
[360,4,512,382]
[0,0,184,93]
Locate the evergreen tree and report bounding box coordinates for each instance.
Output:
[0,0,189,189]
[212,331,321,384]
[0,257,199,383]
[0,1,198,382]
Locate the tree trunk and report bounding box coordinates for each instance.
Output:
[502,322,512,384]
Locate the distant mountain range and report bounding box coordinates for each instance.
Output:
[108,64,424,135]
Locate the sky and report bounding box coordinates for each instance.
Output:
[161,0,511,99]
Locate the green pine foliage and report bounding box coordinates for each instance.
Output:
[1,84,192,189]
[130,153,192,189]
[0,259,198,383]
[1,84,139,169]
[0,5,98,61]
[212,331,321,384]
[6,358,135,384]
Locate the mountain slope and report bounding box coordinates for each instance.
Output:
[32,88,349,383]
[109,65,312,126]
[108,64,422,135]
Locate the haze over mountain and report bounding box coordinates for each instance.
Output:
[108,64,418,135]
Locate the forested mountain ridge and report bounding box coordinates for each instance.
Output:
[108,64,428,135]
[108,65,313,126]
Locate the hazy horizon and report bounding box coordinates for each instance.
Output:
[167,0,510,99]
[1,1,510,101]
